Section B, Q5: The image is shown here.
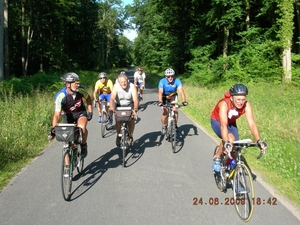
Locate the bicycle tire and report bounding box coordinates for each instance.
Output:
[121,127,126,167]
[170,120,176,153]
[101,111,107,138]
[76,146,84,175]
[233,163,254,222]
[61,150,72,201]
[213,146,227,192]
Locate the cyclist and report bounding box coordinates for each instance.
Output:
[133,67,146,99]
[211,84,267,172]
[109,73,139,146]
[115,71,129,84]
[48,72,93,158]
[93,72,114,124]
[157,68,188,135]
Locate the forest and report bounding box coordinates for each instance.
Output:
[1,0,300,85]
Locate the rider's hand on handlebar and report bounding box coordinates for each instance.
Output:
[48,127,55,140]
[87,112,93,121]
[182,101,188,106]
[157,101,163,107]
[222,140,232,155]
[133,109,138,121]
[257,139,267,153]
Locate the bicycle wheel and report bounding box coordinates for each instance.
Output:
[213,146,227,192]
[101,111,107,138]
[76,146,84,175]
[233,163,254,222]
[170,120,176,153]
[61,150,72,201]
[121,127,127,167]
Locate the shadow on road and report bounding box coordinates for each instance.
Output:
[172,123,199,154]
[125,131,162,167]
[69,148,121,201]
[138,100,158,113]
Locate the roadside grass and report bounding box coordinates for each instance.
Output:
[0,88,53,191]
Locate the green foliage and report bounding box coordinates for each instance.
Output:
[185,39,283,85]
[7,0,132,77]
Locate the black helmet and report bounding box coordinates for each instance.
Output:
[61,72,80,83]
[229,84,248,96]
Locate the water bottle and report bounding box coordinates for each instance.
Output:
[228,159,236,172]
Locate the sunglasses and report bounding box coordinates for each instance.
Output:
[100,77,106,79]
[165,76,174,78]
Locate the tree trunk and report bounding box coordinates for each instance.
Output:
[223,26,228,71]
[0,0,3,81]
[295,1,300,53]
[282,44,292,82]
[22,0,25,76]
[245,0,250,45]
[4,0,9,79]
[279,0,294,83]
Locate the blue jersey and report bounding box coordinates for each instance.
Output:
[158,77,182,98]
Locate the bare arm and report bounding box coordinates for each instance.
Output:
[86,95,93,113]
[158,88,163,103]
[109,85,117,111]
[177,86,186,102]
[93,88,98,102]
[245,102,261,141]
[218,101,231,142]
[131,85,139,110]
[52,111,61,127]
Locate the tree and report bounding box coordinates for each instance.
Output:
[0,0,3,81]
[277,0,294,82]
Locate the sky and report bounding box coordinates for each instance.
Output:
[122,0,138,41]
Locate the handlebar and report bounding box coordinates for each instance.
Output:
[228,139,265,159]
[157,101,186,108]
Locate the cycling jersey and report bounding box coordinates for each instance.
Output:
[54,87,89,113]
[94,79,113,94]
[134,71,146,86]
[158,77,182,99]
[211,92,247,124]
[115,82,135,107]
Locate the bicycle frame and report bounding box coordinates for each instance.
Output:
[213,139,263,221]
[55,123,84,201]
[119,121,129,167]
[161,102,177,153]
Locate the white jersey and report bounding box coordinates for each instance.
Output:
[115,82,135,106]
[134,71,146,83]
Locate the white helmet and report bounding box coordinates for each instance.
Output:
[165,68,175,76]
[61,72,80,83]
[98,72,107,78]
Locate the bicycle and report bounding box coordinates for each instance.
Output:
[213,139,264,222]
[161,101,178,153]
[99,100,113,138]
[115,107,133,167]
[54,123,84,201]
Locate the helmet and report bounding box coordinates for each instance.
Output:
[229,84,248,96]
[98,72,107,79]
[120,71,126,75]
[165,68,175,76]
[61,72,80,83]
[138,67,143,71]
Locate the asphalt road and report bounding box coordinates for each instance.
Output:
[0,68,299,225]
